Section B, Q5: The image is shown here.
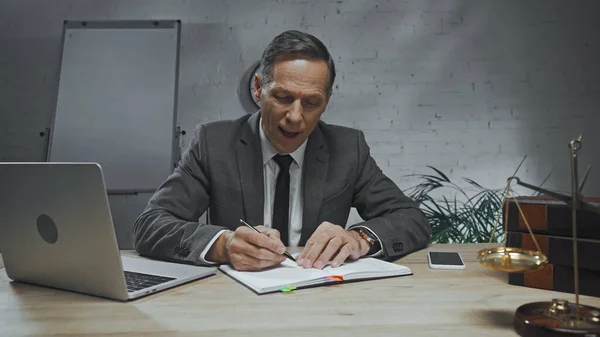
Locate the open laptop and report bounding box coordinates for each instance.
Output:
[0,162,216,301]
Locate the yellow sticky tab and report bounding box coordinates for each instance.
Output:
[279,285,297,292]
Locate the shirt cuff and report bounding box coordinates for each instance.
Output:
[198,229,227,264]
[350,225,383,257]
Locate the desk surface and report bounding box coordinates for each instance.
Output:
[2,243,599,337]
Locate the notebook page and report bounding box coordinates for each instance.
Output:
[322,257,411,279]
[220,258,330,293]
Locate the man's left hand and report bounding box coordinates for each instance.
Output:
[297,221,371,269]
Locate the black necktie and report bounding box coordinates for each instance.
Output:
[272,154,293,246]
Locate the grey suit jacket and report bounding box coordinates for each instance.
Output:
[132,112,431,265]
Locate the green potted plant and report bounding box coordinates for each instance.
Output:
[405,166,505,244]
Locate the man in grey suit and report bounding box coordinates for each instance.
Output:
[133,30,431,271]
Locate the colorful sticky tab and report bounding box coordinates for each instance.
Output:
[279,285,297,292]
[325,275,344,282]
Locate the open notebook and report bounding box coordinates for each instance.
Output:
[218,254,412,294]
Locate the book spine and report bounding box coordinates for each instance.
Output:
[508,264,600,298]
[504,199,600,240]
[506,232,600,270]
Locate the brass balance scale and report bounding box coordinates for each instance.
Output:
[476,136,600,336]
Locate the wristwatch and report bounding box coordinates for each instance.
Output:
[353,228,381,255]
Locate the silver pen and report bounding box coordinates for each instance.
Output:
[239,219,296,262]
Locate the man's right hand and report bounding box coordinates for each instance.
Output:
[206,226,287,271]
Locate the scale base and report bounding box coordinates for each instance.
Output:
[514,299,600,336]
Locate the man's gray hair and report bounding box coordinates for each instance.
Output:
[258,30,336,94]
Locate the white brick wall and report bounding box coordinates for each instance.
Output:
[1,0,599,244]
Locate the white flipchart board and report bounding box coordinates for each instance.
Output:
[48,20,181,194]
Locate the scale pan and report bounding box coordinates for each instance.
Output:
[477,247,548,272]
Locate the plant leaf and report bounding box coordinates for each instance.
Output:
[427,165,451,182]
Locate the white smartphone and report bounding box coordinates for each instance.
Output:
[428,251,465,270]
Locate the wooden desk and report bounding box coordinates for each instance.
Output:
[1,244,599,336]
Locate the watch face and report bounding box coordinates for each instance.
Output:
[249,63,260,108]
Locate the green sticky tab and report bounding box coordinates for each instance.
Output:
[279,285,297,293]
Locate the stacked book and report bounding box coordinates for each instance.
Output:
[504,196,600,297]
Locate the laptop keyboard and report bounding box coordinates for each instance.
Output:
[124,271,176,292]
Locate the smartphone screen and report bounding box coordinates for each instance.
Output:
[429,252,464,265]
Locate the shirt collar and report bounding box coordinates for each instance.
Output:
[259,116,307,167]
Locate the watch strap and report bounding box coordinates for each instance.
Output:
[352,227,381,255]
[356,229,376,246]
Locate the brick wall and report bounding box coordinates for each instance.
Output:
[1,0,599,245]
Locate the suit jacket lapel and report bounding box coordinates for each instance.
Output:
[300,124,329,245]
[236,112,264,226]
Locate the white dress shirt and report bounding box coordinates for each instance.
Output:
[258,117,307,247]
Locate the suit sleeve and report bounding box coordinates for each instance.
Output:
[348,130,431,259]
[132,124,228,266]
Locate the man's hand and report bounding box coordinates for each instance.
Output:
[296,221,371,269]
[206,226,287,271]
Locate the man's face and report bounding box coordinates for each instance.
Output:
[254,57,330,154]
